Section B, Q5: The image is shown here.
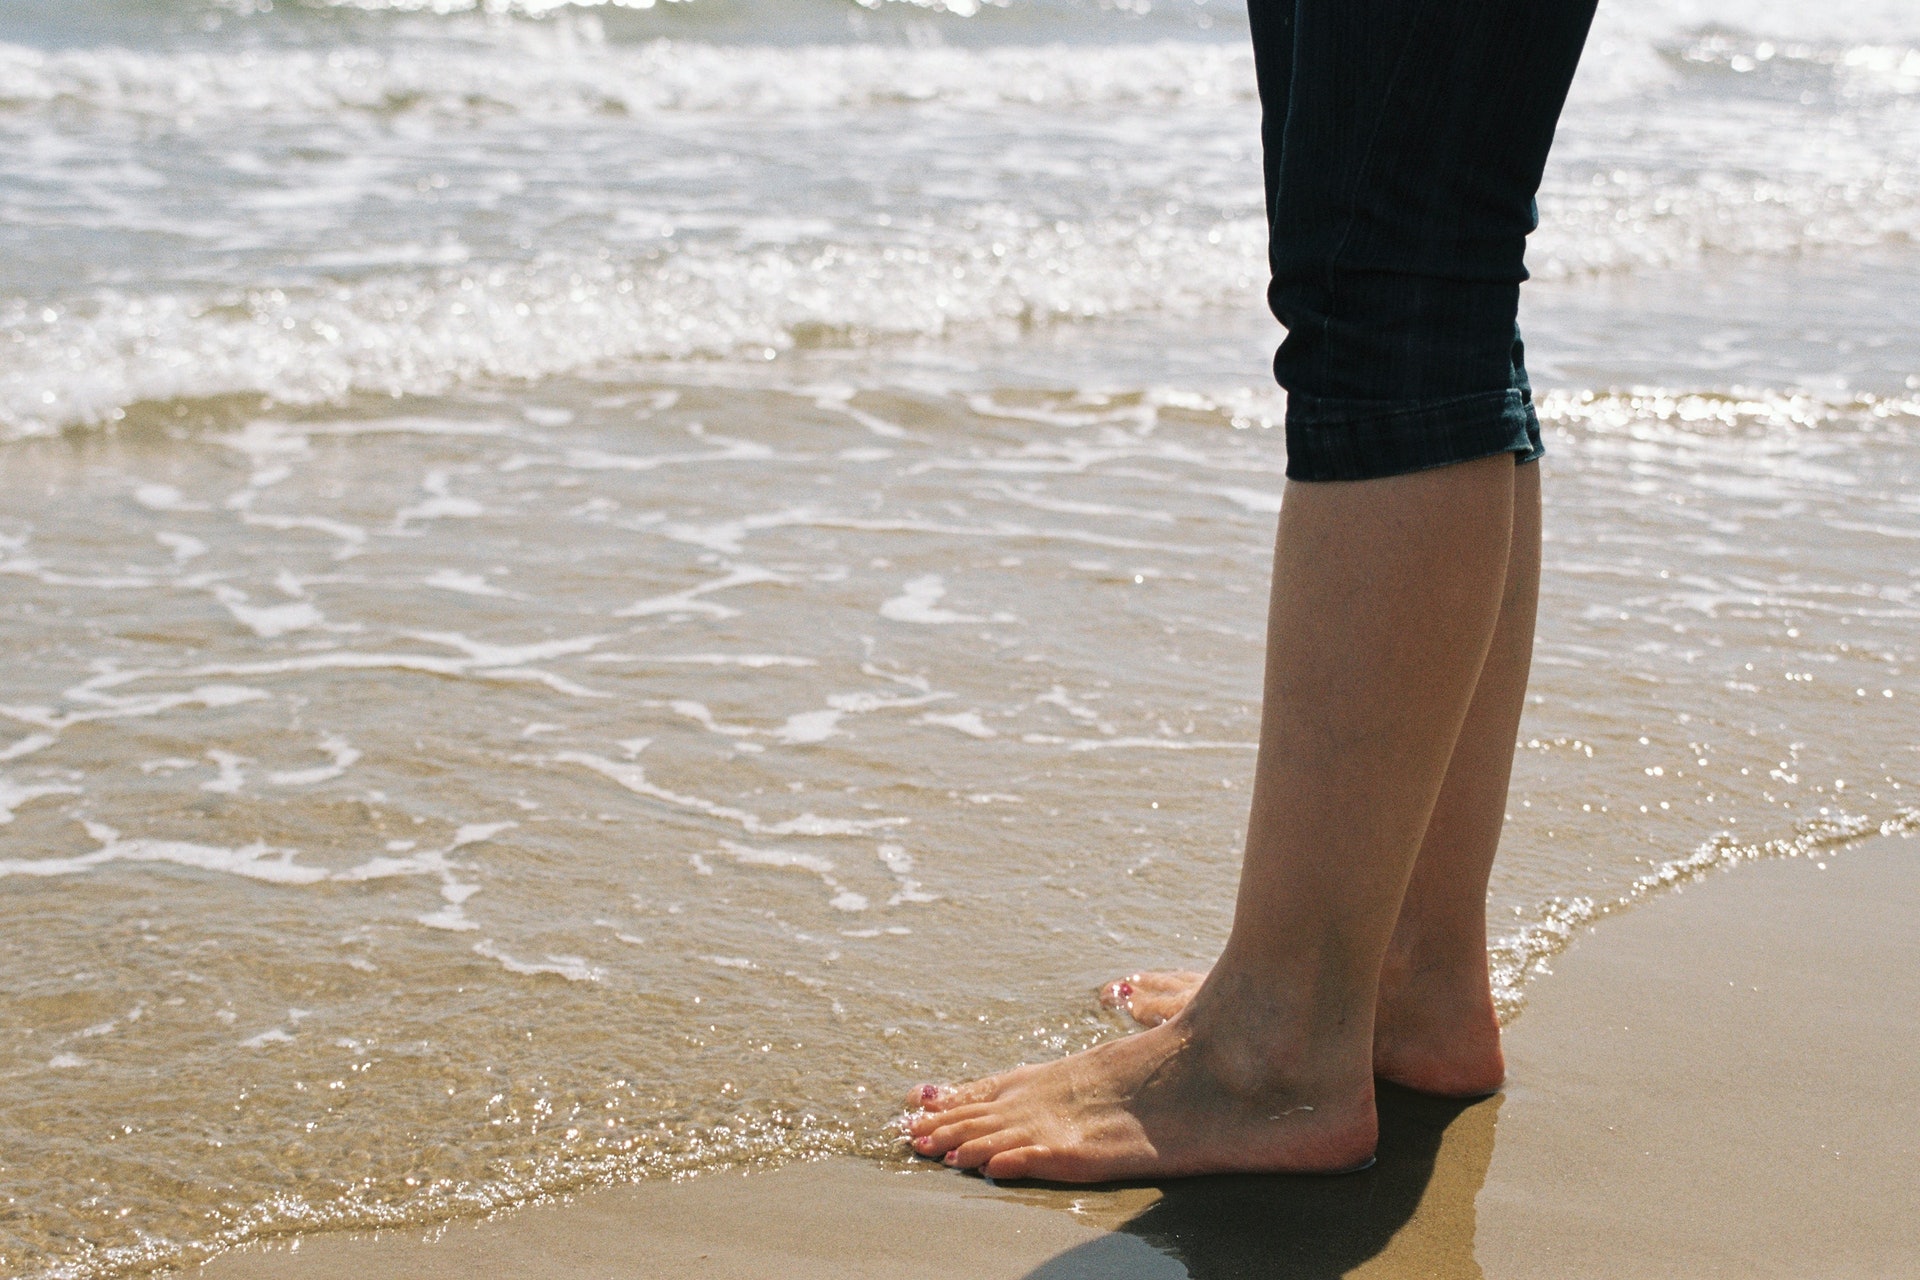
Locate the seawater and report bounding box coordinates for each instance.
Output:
[1,1,1916,1276]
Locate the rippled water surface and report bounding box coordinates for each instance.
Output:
[2,1,1917,1276]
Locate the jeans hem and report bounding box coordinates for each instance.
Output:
[1284,388,1542,482]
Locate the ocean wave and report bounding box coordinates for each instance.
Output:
[0,36,1254,120]
[0,215,1267,438]
[288,0,1006,16]
[4,27,1912,125]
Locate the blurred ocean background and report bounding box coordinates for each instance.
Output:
[2,1,1916,1276]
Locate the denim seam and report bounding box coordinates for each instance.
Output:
[1318,0,1440,383]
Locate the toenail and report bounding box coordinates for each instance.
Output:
[1116,981,1133,998]
[920,1084,939,1103]
[943,1151,958,1165]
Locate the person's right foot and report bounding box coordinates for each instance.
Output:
[1098,970,1206,1028]
[1099,963,1506,1098]
[908,977,1380,1182]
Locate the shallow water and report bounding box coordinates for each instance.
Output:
[2,1,1917,1277]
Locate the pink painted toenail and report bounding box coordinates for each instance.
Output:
[920,1084,939,1103]
[1117,981,1133,998]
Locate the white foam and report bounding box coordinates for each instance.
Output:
[113,635,609,700]
[1489,808,1920,1020]
[553,436,776,473]
[209,585,326,639]
[879,574,981,624]
[616,566,788,619]
[717,838,869,912]
[558,749,907,836]
[472,940,603,982]
[0,684,270,733]
[984,484,1177,524]
[1209,486,1284,515]
[200,751,249,795]
[0,38,1256,126]
[0,207,1271,438]
[0,733,56,762]
[1061,736,1258,752]
[407,631,607,668]
[717,839,835,877]
[157,532,209,564]
[238,513,370,560]
[451,821,519,847]
[0,814,519,939]
[0,548,168,591]
[0,775,82,824]
[771,709,845,746]
[394,471,485,527]
[916,711,997,739]
[666,700,758,739]
[665,683,951,748]
[424,569,515,597]
[133,483,209,513]
[877,841,939,905]
[268,735,363,787]
[589,653,816,668]
[657,514,812,557]
[0,822,329,884]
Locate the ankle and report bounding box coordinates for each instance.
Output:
[1179,963,1377,1096]
[1380,933,1492,1004]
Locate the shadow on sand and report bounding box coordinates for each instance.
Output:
[1007,1085,1500,1280]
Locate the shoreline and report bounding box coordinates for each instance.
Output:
[193,828,1917,1279]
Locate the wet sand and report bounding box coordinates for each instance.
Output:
[197,828,1917,1280]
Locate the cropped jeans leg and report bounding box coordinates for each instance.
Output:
[1247,0,1599,481]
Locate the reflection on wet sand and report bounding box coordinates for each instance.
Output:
[1012,1086,1499,1280]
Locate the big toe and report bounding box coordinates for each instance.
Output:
[912,1062,1042,1116]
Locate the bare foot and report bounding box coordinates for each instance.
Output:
[906,998,1378,1183]
[1099,962,1505,1098]
[1371,952,1506,1097]
[1098,970,1206,1028]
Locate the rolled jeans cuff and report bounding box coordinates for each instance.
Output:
[1283,388,1544,482]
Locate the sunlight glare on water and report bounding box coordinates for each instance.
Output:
[1,0,1917,1276]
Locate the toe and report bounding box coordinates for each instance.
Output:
[910,1063,1036,1116]
[913,1114,1003,1157]
[908,1100,994,1138]
[947,1127,1029,1171]
[1097,975,1142,1011]
[982,1145,1050,1181]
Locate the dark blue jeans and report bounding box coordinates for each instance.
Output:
[1249,0,1599,481]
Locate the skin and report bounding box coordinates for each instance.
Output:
[1099,460,1539,1096]
[906,455,1540,1182]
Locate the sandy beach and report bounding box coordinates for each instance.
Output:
[5,2,1917,1275]
[196,828,1918,1279]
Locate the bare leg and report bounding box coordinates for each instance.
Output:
[1374,458,1538,1094]
[908,456,1515,1182]
[1101,463,1541,1098]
